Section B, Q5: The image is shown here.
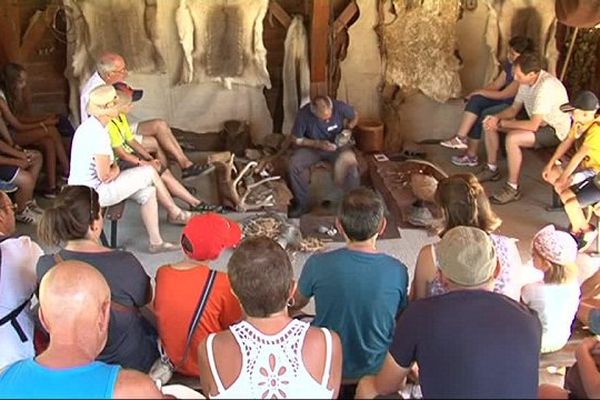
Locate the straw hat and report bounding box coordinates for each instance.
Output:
[86,84,131,117]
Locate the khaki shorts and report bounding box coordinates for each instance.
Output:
[533,125,560,149]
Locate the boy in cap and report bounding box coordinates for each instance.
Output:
[542,90,600,250]
[357,226,542,399]
[153,213,242,377]
[109,82,221,213]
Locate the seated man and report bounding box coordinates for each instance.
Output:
[542,90,600,249]
[476,52,570,204]
[291,188,409,389]
[288,95,359,218]
[80,52,211,180]
[0,191,43,369]
[0,260,165,398]
[154,213,242,377]
[357,226,542,399]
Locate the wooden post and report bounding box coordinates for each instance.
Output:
[269,0,291,29]
[310,0,330,97]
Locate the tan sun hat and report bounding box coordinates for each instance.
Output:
[437,226,498,287]
[86,84,131,117]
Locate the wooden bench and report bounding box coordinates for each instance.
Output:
[102,201,126,249]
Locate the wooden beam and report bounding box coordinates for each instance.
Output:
[20,6,58,62]
[333,1,358,37]
[269,0,291,29]
[310,0,330,97]
[0,0,21,63]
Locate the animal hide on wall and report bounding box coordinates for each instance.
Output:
[483,0,558,79]
[556,0,600,28]
[175,0,271,89]
[338,0,383,120]
[66,0,166,81]
[282,15,310,135]
[382,0,462,103]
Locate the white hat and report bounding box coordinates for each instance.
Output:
[86,84,130,117]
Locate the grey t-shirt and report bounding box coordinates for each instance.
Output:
[36,249,158,372]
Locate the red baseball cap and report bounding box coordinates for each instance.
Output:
[181,213,242,261]
[112,81,143,102]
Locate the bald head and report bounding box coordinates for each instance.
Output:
[96,52,127,83]
[39,261,111,356]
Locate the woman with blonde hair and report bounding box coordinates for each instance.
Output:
[411,173,523,300]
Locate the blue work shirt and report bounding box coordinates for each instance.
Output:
[292,100,356,141]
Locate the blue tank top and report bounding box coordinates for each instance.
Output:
[0,358,120,398]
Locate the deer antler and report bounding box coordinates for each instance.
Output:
[238,176,281,211]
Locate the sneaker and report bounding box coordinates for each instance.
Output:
[451,154,479,167]
[475,166,501,182]
[26,200,44,214]
[15,207,37,224]
[41,188,59,199]
[0,181,18,193]
[181,163,215,180]
[440,136,468,149]
[573,227,598,252]
[489,183,521,205]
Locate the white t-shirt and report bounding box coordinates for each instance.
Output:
[79,71,106,124]
[68,116,114,189]
[514,70,571,140]
[521,281,580,353]
[0,236,43,369]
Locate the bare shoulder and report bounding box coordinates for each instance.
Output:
[113,369,164,399]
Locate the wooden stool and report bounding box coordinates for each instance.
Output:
[103,201,126,249]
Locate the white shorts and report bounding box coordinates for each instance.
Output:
[96,165,155,206]
[128,116,143,144]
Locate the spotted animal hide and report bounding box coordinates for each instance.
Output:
[66,0,166,80]
[176,0,271,89]
[282,15,310,135]
[382,0,462,103]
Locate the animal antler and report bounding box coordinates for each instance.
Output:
[214,154,281,212]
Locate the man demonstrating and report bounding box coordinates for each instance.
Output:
[0,260,165,398]
[356,226,542,399]
[476,52,570,204]
[292,188,409,391]
[288,95,360,218]
[80,52,211,180]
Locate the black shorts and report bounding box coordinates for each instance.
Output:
[571,176,600,207]
[0,165,19,183]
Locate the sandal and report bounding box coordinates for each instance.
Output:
[148,241,180,254]
[189,202,223,213]
[167,210,195,225]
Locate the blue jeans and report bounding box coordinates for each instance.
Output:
[590,308,600,334]
[465,95,511,140]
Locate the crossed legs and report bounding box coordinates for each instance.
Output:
[137,119,194,170]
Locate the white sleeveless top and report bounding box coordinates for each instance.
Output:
[206,319,334,399]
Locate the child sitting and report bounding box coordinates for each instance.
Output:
[542,90,600,250]
[521,225,580,353]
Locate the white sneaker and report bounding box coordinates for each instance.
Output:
[440,136,468,150]
[15,206,38,224]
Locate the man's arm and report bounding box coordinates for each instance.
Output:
[344,110,358,130]
[500,113,544,132]
[127,139,155,163]
[356,353,411,398]
[289,291,310,315]
[294,136,337,151]
[113,369,166,398]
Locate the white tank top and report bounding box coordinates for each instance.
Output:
[206,319,334,399]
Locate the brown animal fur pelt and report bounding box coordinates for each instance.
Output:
[177,0,270,89]
[382,0,462,103]
[66,0,165,80]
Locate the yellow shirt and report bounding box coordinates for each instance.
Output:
[107,113,135,156]
[568,118,600,172]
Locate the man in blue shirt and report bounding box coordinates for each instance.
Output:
[356,226,542,399]
[0,260,165,399]
[291,188,409,388]
[288,96,360,218]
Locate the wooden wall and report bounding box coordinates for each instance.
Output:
[0,0,69,115]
